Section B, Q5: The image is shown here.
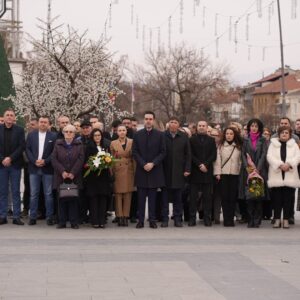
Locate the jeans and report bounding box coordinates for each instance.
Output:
[29,172,54,220]
[0,166,22,219]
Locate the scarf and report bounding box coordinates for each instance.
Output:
[249,131,260,150]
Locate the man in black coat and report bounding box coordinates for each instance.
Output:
[0,108,25,225]
[189,120,217,226]
[132,111,166,229]
[162,117,191,227]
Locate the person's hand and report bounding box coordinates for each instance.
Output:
[184,172,190,177]
[68,173,75,180]
[2,157,11,167]
[35,159,45,167]
[62,171,69,179]
[144,163,154,172]
[280,163,290,172]
[215,175,221,181]
[199,164,208,173]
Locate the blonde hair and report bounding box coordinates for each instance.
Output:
[63,124,76,133]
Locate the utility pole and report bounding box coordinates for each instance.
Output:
[277,0,286,116]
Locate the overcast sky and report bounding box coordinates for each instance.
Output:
[18,0,300,85]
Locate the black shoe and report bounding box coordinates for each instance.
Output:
[71,224,79,229]
[47,218,54,226]
[188,220,196,227]
[13,218,24,225]
[56,224,66,229]
[136,222,144,229]
[161,221,168,228]
[149,221,157,229]
[117,217,122,226]
[0,218,8,225]
[28,219,37,225]
[174,221,183,227]
[288,217,295,225]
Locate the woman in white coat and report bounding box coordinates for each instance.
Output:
[267,126,300,228]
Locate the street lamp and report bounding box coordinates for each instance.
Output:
[0,0,7,18]
[277,0,286,116]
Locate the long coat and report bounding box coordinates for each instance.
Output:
[163,131,191,189]
[238,135,268,199]
[189,134,217,184]
[267,138,300,188]
[84,141,112,197]
[132,128,166,188]
[110,138,135,194]
[51,139,84,190]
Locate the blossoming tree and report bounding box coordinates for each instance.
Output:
[8,22,127,125]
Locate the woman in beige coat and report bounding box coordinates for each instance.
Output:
[110,125,135,226]
[214,127,242,226]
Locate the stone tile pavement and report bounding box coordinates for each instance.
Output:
[0,212,300,300]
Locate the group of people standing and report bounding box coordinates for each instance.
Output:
[0,107,300,229]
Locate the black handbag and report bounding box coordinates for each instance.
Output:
[59,181,79,199]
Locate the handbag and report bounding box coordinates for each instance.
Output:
[59,181,79,199]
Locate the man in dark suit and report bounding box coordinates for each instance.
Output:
[189,120,217,226]
[26,116,57,225]
[132,111,166,229]
[162,117,191,227]
[0,108,25,225]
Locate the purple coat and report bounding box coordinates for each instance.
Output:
[51,139,84,190]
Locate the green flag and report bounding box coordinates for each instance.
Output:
[0,35,15,116]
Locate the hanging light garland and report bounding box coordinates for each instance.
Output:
[179,0,184,34]
[149,28,152,52]
[168,16,172,50]
[142,25,146,51]
[234,21,238,53]
[215,13,218,36]
[157,27,161,52]
[202,6,206,27]
[108,3,112,29]
[248,45,251,61]
[268,3,272,35]
[229,16,232,41]
[291,0,297,19]
[246,14,249,41]
[130,3,134,25]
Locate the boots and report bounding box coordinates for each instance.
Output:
[273,219,281,228]
[283,219,289,229]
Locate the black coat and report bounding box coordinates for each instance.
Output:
[132,128,166,188]
[84,141,112,197]
[190,134,217,184]
[238,135,269,199]
[163,131,191,189]
[0,124,25,169]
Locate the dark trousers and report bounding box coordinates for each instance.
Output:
[23,166,30,210]
[212,179,222,222]
[247,199,262,226]
[189,183,212,222]
[58,198,79,225]
[89,195,107,226]
[161,188,183,222]
[272,187,294,220]
[130,191,138,220]
[220,175,238,225]
[137,188,157,223]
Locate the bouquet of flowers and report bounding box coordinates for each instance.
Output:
[245,153,265,200]
[84,150,118,178]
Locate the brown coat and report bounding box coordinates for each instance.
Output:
[110,138,135,193]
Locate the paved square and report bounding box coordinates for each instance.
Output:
[1,212,300,300]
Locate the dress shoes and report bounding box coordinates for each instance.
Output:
[136,222,144,229]
[149,221,158,229]
[56,224,66,229]
[47,218,55,226]
[161,221,168,228]
[28,219,37,225]
[0,218,8,225]
[13,218,24,225]
[174,221,183,227]
[288,217,295,225]
[188,220,196,227]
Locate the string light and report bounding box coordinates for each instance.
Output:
[168,16,172,50]
[246,14,249,41]
[157,27,161,52]
[142,25,146,51]
[180,0,184,34]
[202,6,206,27]
[108,3,112,29]
[229,16,232,41]
[248,45,251,61]
[268,4,272,35]
[291,0,297,19]
[149,28,152,52]
[215,13,218,36]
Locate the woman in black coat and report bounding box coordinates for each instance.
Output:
[239,119,268,228]
[84,129,112,228]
